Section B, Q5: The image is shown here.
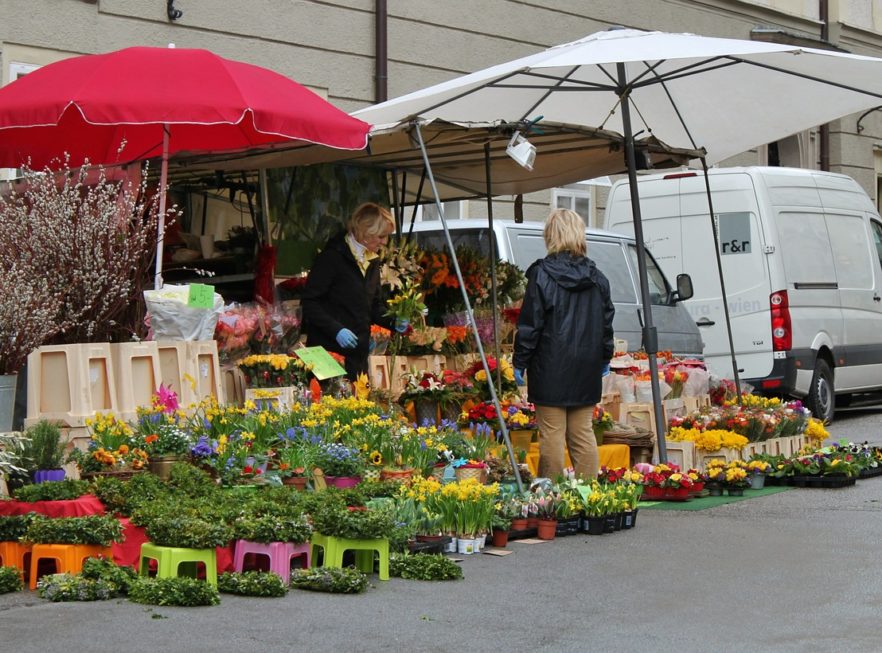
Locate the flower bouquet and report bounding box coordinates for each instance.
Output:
[663,366,689,398]
[68,412,148,478]
[238,354,313,389]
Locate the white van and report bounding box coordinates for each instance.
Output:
[604,166,882,422]
[405,218,703,358]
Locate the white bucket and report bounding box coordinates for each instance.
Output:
[457,538,476,555]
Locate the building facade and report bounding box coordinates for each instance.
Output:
[3,0,882,225]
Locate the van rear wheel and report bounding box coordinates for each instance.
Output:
[807,359,835,425]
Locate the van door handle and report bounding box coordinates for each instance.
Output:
[696,318,715,327]
[874,294,881,302]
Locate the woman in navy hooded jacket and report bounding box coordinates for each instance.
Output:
[513,208,615,480]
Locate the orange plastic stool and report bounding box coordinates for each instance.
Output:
[29,543,112,589]
[0,541,31,571]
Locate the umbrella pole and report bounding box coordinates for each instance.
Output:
[617,63,668,463]
[414,123,524,494]
[484,142,502,395]
[699,157,744,403]
[154,125,170,290]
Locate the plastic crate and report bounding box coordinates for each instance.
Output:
[662,439,695,471]
[110,342,161,420]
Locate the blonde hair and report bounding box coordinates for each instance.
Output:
[544,208,587,256]
[348,202,395,242]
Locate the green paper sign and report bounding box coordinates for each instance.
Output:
[188,283,215,309]
[294,346,347,380]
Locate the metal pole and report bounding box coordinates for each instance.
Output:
[699,157,743,402]
[154,124,170,290]
[617,62,668,463]
[484,142,502,394]
[414,123,524,493]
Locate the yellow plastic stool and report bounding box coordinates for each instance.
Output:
[139,542,218,588]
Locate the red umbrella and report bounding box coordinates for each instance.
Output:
[0,45,371,286]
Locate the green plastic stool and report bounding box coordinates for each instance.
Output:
[317,535,389,581]
[139,542,218,588]
[310,532,336,566]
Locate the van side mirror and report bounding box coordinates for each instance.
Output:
[673,273,694,303]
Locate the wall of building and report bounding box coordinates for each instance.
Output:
[3,0,882,225]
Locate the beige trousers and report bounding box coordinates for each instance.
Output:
[536,404,598,481]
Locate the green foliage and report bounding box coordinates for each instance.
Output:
[309,504,396,540]
[144,516,232,549]
[218,571,288,597]
[128,577,220,607]
[290,567,369,594]
[389,553,463,581]
[0,566,23,593]
[37,573,118,601]
[81,557,138,594]
[90,473,168,516]
[357,479,403,498]
[12,479,90,502]
[24,515,123,546]
[21,420,65,470]
[0,514,34,541]
[166,463,220,499]
[231,513,311,544]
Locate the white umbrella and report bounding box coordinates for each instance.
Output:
[352,27,882,460]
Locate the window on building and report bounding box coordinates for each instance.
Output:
[417,200,467,221]
[551,188,591,223]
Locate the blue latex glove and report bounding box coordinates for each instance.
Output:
[602,363,611,377]
[394,318,410,333]
[336,328,358,349]
[514,368,526,386]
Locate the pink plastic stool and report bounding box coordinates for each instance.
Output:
[232,540,311,584]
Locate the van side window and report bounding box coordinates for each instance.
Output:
[509,232,547,271]
[826,213,873,290]
[775,212,837,285]
[871,220,882,271]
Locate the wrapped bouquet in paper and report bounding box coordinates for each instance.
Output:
[144,284,223,341]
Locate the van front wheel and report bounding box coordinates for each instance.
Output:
[807,359,835,425]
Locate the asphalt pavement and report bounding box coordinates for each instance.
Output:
[2,405,881,653]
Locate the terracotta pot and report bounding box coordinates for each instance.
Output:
[526,516,538,529]
[510,518,528,531]
[282,475,309,491]
[491,530,510,547]
[536,518,557,540]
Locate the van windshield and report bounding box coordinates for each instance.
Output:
[406,228,495,258]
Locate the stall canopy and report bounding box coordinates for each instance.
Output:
[0,45,370,287]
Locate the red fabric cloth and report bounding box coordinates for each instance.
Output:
[0,46,370,169]
[253,245,278,305]
[0,494,105,517]
[110,519,235,573]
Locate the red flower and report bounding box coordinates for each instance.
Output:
[242,466,253,475]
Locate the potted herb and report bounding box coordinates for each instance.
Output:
[23,515,123,547]
[22,420,66,483]
[143,516,233,550]
[490,514,511,547]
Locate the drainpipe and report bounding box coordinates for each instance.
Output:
[375,0,388,102]
[819,0,830,171]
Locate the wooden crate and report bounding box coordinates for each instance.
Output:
[221,365,246,407]
[682,394,712,414]
[619,402,658,439]
[155,340,189,401]
[26,343,117,427]
[662,439,695,471]
[245,386,301,411]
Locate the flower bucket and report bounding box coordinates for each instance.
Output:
[413,398,439,426]
[0,373,16,432]
[454,465,486,483]
[749,473,766,490]
[148,455,186,481]
[476,534,486,550]
[444,537,458,553]
[582,516,606,535]
[726,487,745,496]
[622,509,637,529]
[324,475,362,489]
[457,538,477,555]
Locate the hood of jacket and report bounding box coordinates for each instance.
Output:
[539,252,598,291]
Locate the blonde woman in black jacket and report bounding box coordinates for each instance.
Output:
[302,203,403,380]
[513,209,615,480]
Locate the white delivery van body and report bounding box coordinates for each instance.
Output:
[604,166,882,421]
[406,219,703,358]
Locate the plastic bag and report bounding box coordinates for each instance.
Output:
[682,367,710,397]
[615,374,636,403]
[144,285,223,341]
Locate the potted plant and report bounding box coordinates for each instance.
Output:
[398,370,447,426]
[724,465,750,496]
[490,513,511,547]
[533,488,559,540]
[22,420,67,483]
[68,412,148,479]
[277,445,315,490]
[580,488,613,535]
[313,442,364,488]
[746,459,772,489]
